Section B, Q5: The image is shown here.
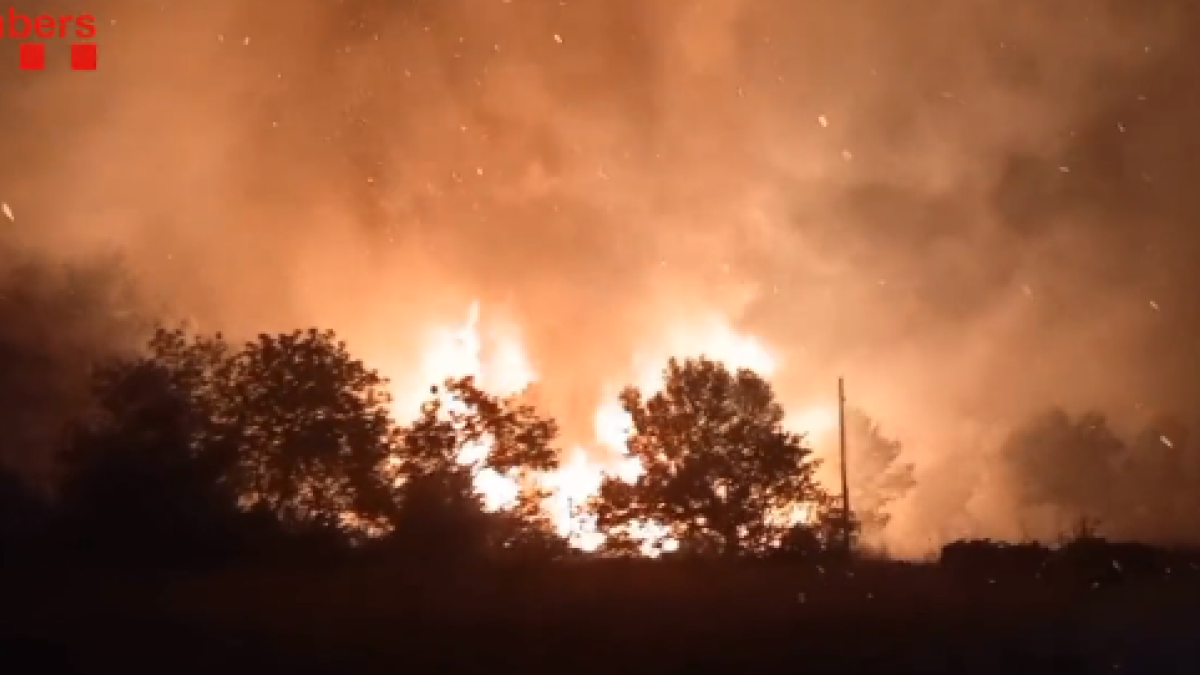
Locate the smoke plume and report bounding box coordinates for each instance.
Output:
[3,0,1200,553]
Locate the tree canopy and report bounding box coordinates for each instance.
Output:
[7,318,1200,571]
[59,327,405,544]
[388,376,565,560]
[55,347,246,565]
[589,357,826,557]
[217,329,401,532]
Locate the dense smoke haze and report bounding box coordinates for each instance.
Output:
[3,0,1200,555]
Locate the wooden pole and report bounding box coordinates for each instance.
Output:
[838,377,852,556]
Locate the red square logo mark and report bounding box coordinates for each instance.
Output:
[71,43,97,70]
[18,43,44,70]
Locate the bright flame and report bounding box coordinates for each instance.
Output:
[540,448,607,551]
[417,301,535,398]
[790,406,838,440]
[401,301,535,513]
[393,301,833,555]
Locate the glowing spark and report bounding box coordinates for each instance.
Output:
[1,203,12,222]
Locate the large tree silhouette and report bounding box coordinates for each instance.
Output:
[62,326,406,544]
[55,352,246,566]
[590,357,826,557]
[213,329,402,534]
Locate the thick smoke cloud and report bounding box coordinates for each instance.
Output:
[3,0,1199,552]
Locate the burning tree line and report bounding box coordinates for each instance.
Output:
[3,255,1200,570]
[0,253,916,567]
[0,322,894,566]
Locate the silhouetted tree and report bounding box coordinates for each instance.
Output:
[386,391,489,559]
[212,329,403,535]
[54,354,245,567]
[387,376,563,561]
[394,377,559,477]
[58,326,408,562]
[386,464,490,561]
[590,357,826,557]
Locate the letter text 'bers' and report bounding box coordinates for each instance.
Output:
[3,7,98,70]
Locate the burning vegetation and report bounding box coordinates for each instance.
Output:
[6,0,1200,670]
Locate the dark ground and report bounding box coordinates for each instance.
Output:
[3,560,1200,674]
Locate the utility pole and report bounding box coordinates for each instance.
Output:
[837,377,852,557]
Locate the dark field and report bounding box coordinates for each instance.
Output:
[5,561,1200,674]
